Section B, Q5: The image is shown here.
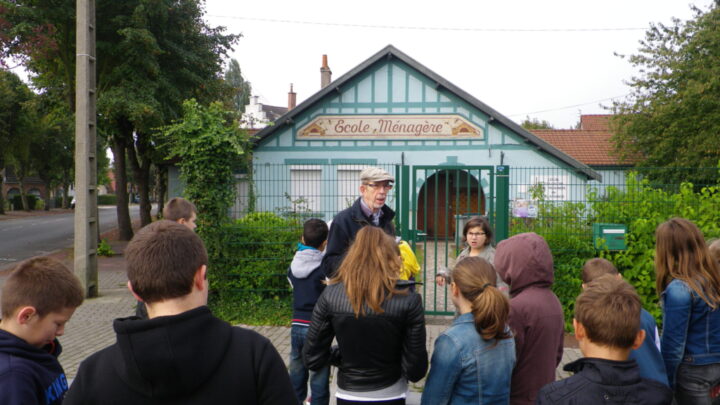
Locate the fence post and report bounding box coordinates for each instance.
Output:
[396,165,411,241]
[495,165,510,242]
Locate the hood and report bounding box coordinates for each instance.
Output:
[290,248,325,278]
[494,232,554,296]
[0,329,63,372]
[112,306,231,399]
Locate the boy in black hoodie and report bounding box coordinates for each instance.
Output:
[64,220,298,405]
[0,257,84,405]
[536,276,672,404]
[288,218,330,405]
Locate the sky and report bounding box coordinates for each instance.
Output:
[204,0,713,129]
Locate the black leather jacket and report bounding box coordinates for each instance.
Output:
[302,281,427,391]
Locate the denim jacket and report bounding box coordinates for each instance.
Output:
[421,313,515,405]
[661,278,720,387]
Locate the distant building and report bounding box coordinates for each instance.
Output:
[530,114,637,190]
[240,95,290,130]
[1,166,46,201]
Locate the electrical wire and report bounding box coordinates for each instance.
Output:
[207,15,646,32]
[508,94,630,117]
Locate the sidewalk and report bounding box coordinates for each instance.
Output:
[0,240,581,404]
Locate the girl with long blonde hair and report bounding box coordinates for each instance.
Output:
[303,226,427,405]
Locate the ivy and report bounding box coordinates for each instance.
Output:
[161,99,246,231]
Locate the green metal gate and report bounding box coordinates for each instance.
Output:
[396,165,509,315]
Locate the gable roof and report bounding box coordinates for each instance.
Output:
[253,44,600,180]
[531,115,637,167]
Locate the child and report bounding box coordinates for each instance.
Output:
[435,216,508,296]
[162,197,197,231]
[494,232,564,405]
[64,220,297,404]
[0,257,84,405]
[287,218,330,405]
[421,257,515,404]
[136,196,198,319]
[655,218,720,403]
[536,276,672,404]
[581,258,668,386]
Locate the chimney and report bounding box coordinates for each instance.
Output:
[320,54,332,89]
[288,83,296,110]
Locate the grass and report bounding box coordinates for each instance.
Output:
[210,294,292,326]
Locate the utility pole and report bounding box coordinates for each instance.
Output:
[74,0,98,297]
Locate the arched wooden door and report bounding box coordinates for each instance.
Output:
[416,169,485,239]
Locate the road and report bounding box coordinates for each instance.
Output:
[0,205,142,270]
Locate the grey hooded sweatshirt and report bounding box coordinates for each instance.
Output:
[495,232,564,405]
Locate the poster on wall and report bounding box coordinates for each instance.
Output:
[531,175,569,201]
[512,199,538,218]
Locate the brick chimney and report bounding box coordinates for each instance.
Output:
[288,83,296,110]
[320,54,332,89]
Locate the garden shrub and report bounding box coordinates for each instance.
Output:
[10,195,37,210]
[97,194,117,205]
[590,174,720,324]
[208,212,301,312]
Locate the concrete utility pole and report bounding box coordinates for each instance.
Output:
[74,0,98,297]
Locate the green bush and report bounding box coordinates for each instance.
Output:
[207,212,302,322]
[509,172,720,331]
[590,174,720,324]
[97,194,117,205]
[10,195,38,210]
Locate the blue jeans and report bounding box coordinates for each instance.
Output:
[675,363,720,405]
[290,325,330,405]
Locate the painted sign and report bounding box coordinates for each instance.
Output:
[297,115,484,140]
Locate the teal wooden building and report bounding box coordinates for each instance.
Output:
[248,45,599,241]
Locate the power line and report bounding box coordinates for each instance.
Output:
[208,15,647,32]
[508,94,630,117]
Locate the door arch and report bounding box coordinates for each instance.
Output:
[416,169,485,239]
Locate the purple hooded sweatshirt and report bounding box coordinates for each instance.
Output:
[495,233,564,405]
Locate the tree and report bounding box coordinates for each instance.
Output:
[0,69,37,211]
[521,116,555,130]
[611,3,720,182]
[2,0,239,238]
[0,69,29,213]
[224,59,252,115]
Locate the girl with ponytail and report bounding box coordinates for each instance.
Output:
[421,256,515,404]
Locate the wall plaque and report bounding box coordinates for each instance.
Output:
[297,115,484,140]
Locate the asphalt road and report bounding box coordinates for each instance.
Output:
[0,205,142,270]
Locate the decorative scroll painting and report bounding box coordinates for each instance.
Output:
[298,115,484,140]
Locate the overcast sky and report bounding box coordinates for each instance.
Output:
[205,0,713,129]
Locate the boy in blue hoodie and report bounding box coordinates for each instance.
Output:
[0,257,84,405]
[287,218,330,405]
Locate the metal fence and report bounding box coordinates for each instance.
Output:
[216,164,720,314]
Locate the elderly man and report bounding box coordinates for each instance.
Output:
[321,167,396,276]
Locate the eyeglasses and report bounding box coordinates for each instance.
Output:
[366,183,393,190]
[467,232,486,237]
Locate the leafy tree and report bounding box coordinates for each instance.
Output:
[224,59,252,115]
[611,3,720,182]
[0,69,30,213]
[520,116,555,130]
[1,0,238,238]
[0,69,37,211]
